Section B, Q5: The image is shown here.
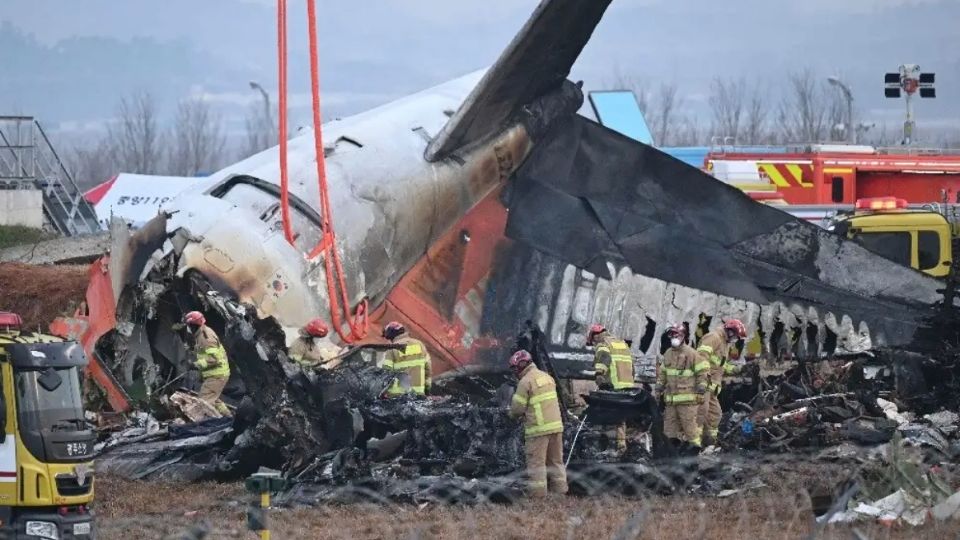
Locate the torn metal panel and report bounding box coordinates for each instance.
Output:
[108,214,168,302]
[503,116,943,348]
[96,425,233,482]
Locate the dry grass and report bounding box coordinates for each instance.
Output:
[0,262,89,330]
[95,475,960,540]
[0,225,51,250]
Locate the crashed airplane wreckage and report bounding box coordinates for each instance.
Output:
[79,0,958,501]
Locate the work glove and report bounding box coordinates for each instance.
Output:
[695,384,707,395]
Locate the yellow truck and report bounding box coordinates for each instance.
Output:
[827,196,956,278]
[0,311,95,539]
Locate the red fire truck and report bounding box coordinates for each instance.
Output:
[706,144,960,205]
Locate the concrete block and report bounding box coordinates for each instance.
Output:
[0,189,43,228]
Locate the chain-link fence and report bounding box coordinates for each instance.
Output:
[94,438,960,540]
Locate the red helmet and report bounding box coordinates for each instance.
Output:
[303,318,329,338]
[586,324,606,345]
[723,319,747,339]
[509,349,533,374]
[183,311,205,327]
[666,323,686,339]
[382,321,405,340]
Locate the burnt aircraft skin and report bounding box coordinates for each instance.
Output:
[498,116,942,351]
[118,0,611,340]
[105,0,949,403]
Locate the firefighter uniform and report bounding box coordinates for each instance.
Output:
[193,325,231,416]
[594,333,635,451]
[657,343,710,447]
[289,336,340,368]
[383,336,431,396]
[509,364,567,497]
[696,329,740,443]
[593,334,637,391]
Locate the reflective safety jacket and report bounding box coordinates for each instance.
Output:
[193,325,230,379]
[509,364,564,438]
[289,337,340,367]
[697,329,738,394]
[656,344,709,405]
[384,336,431,396]
[594,334,636,390]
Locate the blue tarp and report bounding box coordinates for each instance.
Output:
[587,91,653,144]
[584,89,789,166]
[660,146,710,168]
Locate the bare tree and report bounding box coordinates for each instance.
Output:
[826,91,848,142]
[936,128,960,150]
[106,91,162,174]
[605,69,650,114]
[743,81,770,145]
[650,82,680,146]
[708,77,745,142]
[673,114,705,146]
[242,101,274,159]
[168,98,226,176]
[776,70,831,144]
[66,138,116,191]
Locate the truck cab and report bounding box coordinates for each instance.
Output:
[0,311,95,539]
[831,196,954,278]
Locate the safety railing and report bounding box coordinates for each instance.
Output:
[0,116,100,235]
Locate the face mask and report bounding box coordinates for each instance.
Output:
[670,338,682,348]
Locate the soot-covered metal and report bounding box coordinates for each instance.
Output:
[503,115,944,348]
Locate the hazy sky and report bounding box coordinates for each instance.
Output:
[0,0,957,143]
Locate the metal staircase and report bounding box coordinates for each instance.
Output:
[0,116,100,236]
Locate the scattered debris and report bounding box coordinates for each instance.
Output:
[165,391,223,423]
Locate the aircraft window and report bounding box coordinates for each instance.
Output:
[917,230,941,270]
[217,181,323,254]
[853,231,911,267]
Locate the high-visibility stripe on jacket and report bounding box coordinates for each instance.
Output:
[193,326,230,379]
[509,365,564,438]
[656,344,706,404]
[289,337,340,367]
[384,337,431,396]
[594,335,636,390]
[697,329,729,394]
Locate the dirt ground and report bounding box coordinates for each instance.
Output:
[95,473,960,540]
[0,262,88,330]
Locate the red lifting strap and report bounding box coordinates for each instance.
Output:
[276,0,368,343]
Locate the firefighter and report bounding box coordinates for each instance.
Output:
[696,318,747,445]
[656,323,709,452]
[183,311,231,416]
[382,321,431,397]
[289,318,341,367]
[588,324,637,391]
[507,349,567,497]
[587,324,636,452]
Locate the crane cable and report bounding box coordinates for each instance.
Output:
[276,0,368,343]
